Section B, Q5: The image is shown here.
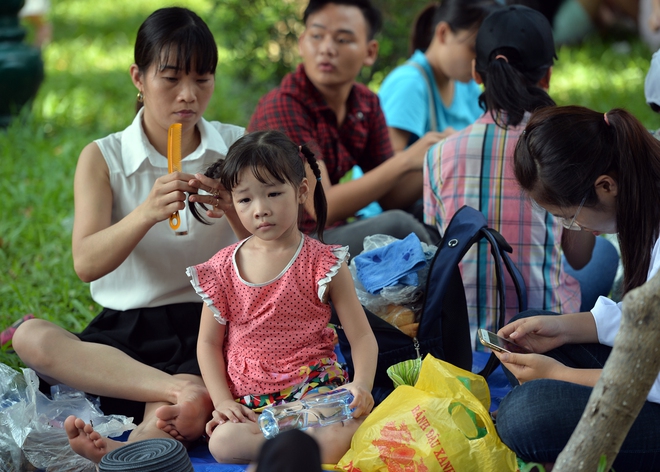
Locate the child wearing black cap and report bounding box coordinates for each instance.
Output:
[423,5,618,349]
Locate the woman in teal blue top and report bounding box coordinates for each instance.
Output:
[379,1,497,151]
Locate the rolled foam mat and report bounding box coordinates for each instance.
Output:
[99,438,194,472]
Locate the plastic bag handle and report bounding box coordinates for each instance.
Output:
[448,401,490,440]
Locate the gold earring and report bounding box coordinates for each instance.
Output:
[137,91,144,103]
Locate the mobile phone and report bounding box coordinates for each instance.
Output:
[478,329,530,354]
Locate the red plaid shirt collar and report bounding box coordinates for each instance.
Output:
[277,64,390,175]
[249,64,393,232]
[282,64,331,113]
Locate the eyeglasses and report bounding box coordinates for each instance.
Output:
[561,195,587,231]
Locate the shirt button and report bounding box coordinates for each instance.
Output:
[356,111,364,120]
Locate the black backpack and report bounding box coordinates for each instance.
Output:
[332,205,528,404]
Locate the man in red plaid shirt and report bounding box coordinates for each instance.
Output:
[248,0,444,257]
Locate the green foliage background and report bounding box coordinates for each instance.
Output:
[1,0,658,369]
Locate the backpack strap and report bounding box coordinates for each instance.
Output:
[476,228,510,378]
[418,206,490,334]
[488,228,528,315]
[480,228,528,329]
[477,228,528,378]
[407,61,438,132]
[420,206,528,379]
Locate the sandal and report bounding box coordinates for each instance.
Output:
[1,314,35,347]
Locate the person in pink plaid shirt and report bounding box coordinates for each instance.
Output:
[423,5,616,347]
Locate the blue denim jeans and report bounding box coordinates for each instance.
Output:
[496,310,660,470]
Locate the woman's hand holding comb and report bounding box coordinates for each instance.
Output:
[138,172,198,225]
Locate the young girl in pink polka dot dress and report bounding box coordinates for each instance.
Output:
[187,130,378,465]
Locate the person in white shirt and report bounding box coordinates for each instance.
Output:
[493,105,660,471]
[11,7,247,464]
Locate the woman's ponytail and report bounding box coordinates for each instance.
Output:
[605,109,660,293]
[409,1,494,55]
[409,3,438,54]
[477,49,555,128]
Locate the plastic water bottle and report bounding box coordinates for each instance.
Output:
[258,389,354,439]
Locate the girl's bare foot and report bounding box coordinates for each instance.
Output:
[155,382,212,441]
[64,415,122,463]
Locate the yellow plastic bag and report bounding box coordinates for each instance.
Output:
[337,355,517,472]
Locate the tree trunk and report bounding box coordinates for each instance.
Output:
[553,271,660,471]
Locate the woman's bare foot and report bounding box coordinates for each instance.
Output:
[155,382,212,441]
[64,415,123,463]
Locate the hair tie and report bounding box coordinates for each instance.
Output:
[316,176,321,182]
[604,113,610,126]
[494,55,509,63]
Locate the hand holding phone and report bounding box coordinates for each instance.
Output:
[478,329,531,354]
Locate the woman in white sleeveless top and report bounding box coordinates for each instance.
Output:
[12,7,247,463]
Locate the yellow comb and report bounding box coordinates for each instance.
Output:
[168,123,182,230]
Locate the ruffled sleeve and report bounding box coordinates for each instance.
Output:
[186,249,232,324]
[317,245,349,302]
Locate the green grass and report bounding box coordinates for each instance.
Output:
[552,33,659,128]
[1,0,657,370]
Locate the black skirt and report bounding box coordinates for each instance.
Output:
[41,302,204,424]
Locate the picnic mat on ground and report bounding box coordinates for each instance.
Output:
[31,350,508,471]
[186,351,511,470]
[189,447,247,472]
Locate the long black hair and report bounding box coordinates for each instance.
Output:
[475,47,555,128]
[474,4,556,127]
[134,7,218,112]
[191,131,328,241]
[409,0,495,54]
[515,105,660,293]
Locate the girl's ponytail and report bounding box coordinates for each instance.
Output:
[190,159,225,225]
[300,144,328,242]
